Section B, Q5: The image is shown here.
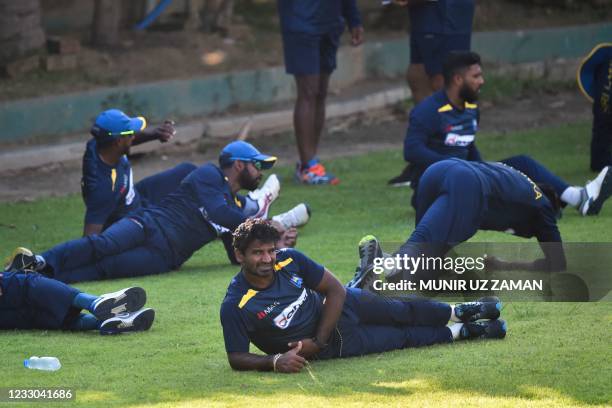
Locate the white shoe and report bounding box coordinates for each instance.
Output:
[99,308,155,335]
[579,166,612,216]
[92,287,147,321]
[272,203,311,229]
[249,174,280,219]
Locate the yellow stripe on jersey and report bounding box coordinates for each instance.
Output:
[234,196,242,208]
[238,289,258,309]
[437,104,453,113]
[465,102,478,109]
[111,169,117,191]
[274,257,293,271]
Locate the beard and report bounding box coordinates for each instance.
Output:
[239,167,261,191]
[459,83,479,103]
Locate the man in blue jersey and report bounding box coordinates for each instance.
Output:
[349,159,568,290]
[391,51,612,216]
[577,43,612,172]
[0,269,154,334]
[393,0,475,103]
[4,142,306,283]
[220,219,505,373]
[82,109,196,236]
[278,0,364,185]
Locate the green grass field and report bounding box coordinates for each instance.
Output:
[0,122,610,407]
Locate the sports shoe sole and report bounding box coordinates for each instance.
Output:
[461,319,507,340]
[92,287,147,321]
[4,247,36,272]
[587,166,612,215]
[100,308,155,335]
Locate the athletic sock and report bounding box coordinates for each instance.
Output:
[449,305,461,323]
[449,323,464,340]
[70,313,100,331]
[560,186,583,207]
[72,292,99,312]
[35,255,46,270]
[242,196,259,217]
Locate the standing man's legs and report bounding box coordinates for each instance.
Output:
[282,29,340,185]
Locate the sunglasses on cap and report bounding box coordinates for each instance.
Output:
[240,159,263,170]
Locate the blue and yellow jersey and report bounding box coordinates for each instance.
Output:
[404,90,481,186]
[457,159,560,242]
[143,163,246,264]
[409,0,475,34]
[277,0,361,34]
[220,248,325,355]
[81,138,142,228]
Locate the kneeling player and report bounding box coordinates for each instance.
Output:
[220,219,505,373]
[0,270,154,334]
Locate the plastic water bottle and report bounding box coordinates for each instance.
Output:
[24,356,61,371]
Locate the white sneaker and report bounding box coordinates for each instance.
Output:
[99,308,155,335]
[92,287,147,321]
[249,174,280,219]
[272,203,311,229]
[579,166,612,216]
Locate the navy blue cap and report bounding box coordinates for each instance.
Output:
[90,109,147,143]
[577,43,612,103]
[218,141,277,170]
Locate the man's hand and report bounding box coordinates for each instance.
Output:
[275,341,306,373]
[270,221,298,248]
[138,120,176,143]
[279,227,298,248]
[350,26,364,46]
[288,338,320,358]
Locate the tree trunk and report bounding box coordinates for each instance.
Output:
[91,0,121,47]
[0,0,45,65]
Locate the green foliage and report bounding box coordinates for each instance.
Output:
[0,122,610,407]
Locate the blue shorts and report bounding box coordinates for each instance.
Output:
[281,29,343,76]
[0,272,81,330]
[410,33,471,75]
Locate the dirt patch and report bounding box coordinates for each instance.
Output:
[1,0,609,101]
[0,86,591,202]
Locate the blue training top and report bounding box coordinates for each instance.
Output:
[143,163,246,266]
[404,90,481,187]
[81,139,142,229]
[455,159,561,243]
[409,0,475,34]
[277,0,361,34]
[220,248,325,355]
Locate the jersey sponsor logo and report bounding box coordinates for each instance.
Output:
[198,207,230,235]
[289,274,303,288]
[256,301,280,320]
[444,133,475,146]
[125,169,135,205]
[273,288,308,329]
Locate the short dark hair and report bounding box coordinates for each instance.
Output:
[443,51,482,86]
[232,218,280,253]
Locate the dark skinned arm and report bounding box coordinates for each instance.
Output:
[288,269,346,358]
[132,121,175,146]
[83,223,103,237]
[227,342,306,373]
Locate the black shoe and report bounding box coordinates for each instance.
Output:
[91,287,147,321]
[388,164,413,187]
[4,247,40,272]
[347,235,383,289]
[460,319,507,340]
[99,308,155,335]
[454,300,501,322]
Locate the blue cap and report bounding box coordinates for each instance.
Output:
[90,109,147,143]
[577,43,612,103]
[219,141,277,170]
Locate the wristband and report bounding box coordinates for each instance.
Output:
[272,353,282,372]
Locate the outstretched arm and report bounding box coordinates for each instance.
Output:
[227,342,306,373]
[132,120,176,145]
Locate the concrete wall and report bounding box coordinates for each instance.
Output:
[1,22,611,144]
